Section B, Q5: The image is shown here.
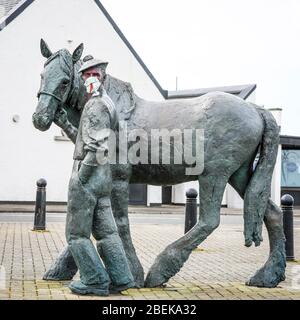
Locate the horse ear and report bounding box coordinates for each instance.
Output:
[40,39,52,58]
[72,43,84,64]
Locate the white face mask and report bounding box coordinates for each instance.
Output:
[84,76,101,96]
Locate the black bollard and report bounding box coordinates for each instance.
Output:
[33,178,47,231]
[184,188,198,234]
[281,194,295,261]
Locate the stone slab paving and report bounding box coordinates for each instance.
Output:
[0,220,299,300]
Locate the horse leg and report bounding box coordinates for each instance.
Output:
[145,173,228,287]
[100,178,144,288]
[43,246,78,281]
[229,162,286,288]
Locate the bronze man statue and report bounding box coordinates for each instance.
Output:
[66,56,135,296]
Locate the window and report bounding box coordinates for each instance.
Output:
[281,149,300,187]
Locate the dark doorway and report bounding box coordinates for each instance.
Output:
[129,184,147,205]
[162,186,172,204]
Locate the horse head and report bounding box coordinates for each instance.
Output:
[32,39,84,131]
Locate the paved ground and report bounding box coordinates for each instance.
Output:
[1,212,300,226]
[0,214,300,300]
[1,203,300,216]
[0,212,247,225]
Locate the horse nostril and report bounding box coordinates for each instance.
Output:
[32,113,39,125]
[32,112,52,131]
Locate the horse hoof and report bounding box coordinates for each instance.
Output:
[144,253,171,287]
[144,249,184,287]
[133,274,145,289]
[145,270,167,288]
[246,267,286,288]
[246,248,286,288]
[130,263,145,288]
[43,267,76,281]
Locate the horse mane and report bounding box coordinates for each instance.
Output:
[103,74,137,121]
[44,49,71,72]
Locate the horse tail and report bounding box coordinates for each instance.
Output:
[243,106,280,247]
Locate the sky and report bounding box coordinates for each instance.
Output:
[101,0,300,136]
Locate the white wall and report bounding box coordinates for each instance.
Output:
[147,185,161,206]
[226,185,242,209]
[0,0,163,202]
[172,182,199,205]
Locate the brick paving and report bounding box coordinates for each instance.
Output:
[0,219,299,300]
[1,203,300,216]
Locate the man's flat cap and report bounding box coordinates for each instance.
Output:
[78,55,108,73]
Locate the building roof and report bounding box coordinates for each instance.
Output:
[280,135,300,148]
[168,84,256,100]
[0,0,256,100]
[0,0,23,19]
[0,0,33,29]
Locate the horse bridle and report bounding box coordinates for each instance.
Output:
[37,51,75,108]
[37,90,64,103]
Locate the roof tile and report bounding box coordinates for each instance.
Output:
[0,0,23,19]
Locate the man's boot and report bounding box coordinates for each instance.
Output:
[69,238,110,296]
[94,197,135,293]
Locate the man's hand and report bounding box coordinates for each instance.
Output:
[54,107,78,144]
[54,108,68,128]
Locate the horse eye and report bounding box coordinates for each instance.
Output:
[62,80,69,86]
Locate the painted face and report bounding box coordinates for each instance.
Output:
[82,67,102,82]
[84,76,101,95]
[82,67,103,95]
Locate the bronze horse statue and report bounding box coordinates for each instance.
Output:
[32,40,286,288]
